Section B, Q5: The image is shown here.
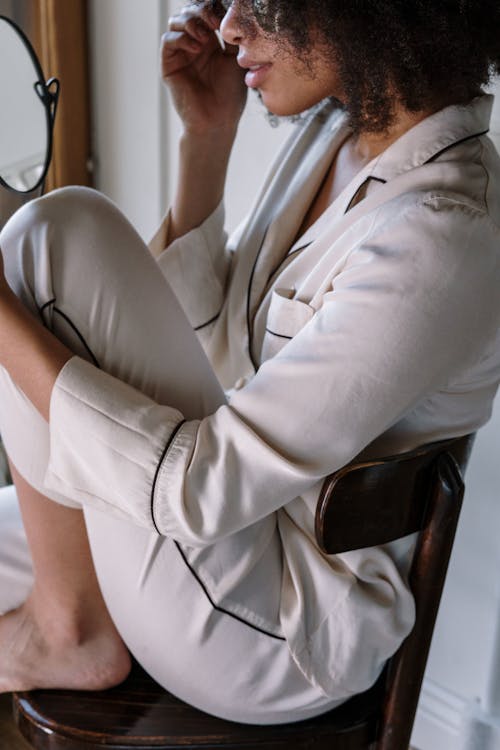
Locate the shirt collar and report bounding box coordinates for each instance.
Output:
[369,94,493,182]
[284,94,493,253]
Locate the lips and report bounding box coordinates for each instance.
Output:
[237,55,272,89]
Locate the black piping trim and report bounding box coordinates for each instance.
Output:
[150,419,186,534]
[246,228,270,372]
[265,328,292,340]
[287,241,313,259]
[341,130,489,213]
[40,297,56,315]
[425,129,489,164]
[52,307,100,368]
[266,241,313,288]
[344,176,387,214]
[38,298,100,368]
[194,309,221,332]
[174,540,287,641]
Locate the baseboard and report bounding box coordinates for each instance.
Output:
[411,678,468,750]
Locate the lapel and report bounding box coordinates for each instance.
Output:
[241,94,493,368]
[298,95,494,303]
[284,95,494,256]
[240,106,350,348]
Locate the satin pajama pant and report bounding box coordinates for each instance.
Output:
[0,187,341,724]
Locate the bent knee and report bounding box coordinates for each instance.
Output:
[1,186,120,248]
[34,185,114,218]
[0,187,123,309]
[0,186,136,282]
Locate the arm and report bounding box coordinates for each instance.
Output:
[150,2,246,256]
[0,3,244,417]
[44,197,500,544]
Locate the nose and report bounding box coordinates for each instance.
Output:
[220,3,243,46]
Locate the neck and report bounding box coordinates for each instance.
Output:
[351,105,435,162]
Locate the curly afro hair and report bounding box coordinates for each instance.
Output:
[216,0,500,133]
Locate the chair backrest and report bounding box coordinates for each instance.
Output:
[315,433,475,750]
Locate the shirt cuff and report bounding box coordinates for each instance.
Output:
[155,203,229,331]
[44,357,187,531]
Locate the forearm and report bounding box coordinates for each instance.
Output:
[151,128,237,257]
[0,291,72,421]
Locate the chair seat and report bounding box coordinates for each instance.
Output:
[14,662,384,749]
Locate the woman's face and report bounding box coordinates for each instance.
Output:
[219,1,343,116]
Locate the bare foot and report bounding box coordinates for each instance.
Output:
[0,598,131,693]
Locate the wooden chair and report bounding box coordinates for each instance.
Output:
[13,433,474,750]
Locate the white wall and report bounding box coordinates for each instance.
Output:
[88,6,500,747]
[412,79,500,750]
[88,0,165,239]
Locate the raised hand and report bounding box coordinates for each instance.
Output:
[162,2,247,135]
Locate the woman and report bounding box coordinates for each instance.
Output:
[0,0,499,724]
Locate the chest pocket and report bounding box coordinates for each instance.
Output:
[260,288,315,362]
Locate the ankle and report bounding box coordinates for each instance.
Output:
[26,590,116,649]
[0,600,132,693]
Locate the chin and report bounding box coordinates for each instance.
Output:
[260,97,310,118]
[260,91,327,118]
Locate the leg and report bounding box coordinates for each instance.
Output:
[0,463,130,692]
[0,186,224,692]
[0,188,339,720]
[1,186,224,417]
[83,507,344,724]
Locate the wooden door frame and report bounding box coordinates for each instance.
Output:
[39,0,91,190]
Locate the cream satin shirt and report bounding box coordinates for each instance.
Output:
[45,95,500,698]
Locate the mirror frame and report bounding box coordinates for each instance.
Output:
[0,14,60,194]
[0,0,91,193]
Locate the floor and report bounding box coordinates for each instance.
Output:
[0,694,31,750]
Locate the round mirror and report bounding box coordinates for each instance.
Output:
[0,16,59,193]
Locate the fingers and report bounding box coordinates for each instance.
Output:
[162,4,223,75]
[167,17,210,45]
[167,2,221,40]
[162,29,203,60]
